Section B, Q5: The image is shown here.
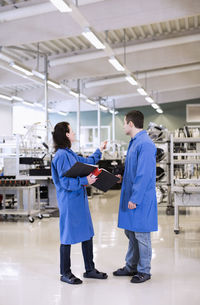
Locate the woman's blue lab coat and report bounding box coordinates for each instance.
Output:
[51,148,102,245]
[118,130,158,232]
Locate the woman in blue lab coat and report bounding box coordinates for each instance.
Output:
[51,122,108,285]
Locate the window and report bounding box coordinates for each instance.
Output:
[80,126,110,151]
[186,104,200,123]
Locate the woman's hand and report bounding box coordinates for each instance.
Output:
[100,140,108,152]
[115,174,122,183]
[87,173,97,185]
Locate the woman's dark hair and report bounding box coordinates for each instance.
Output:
[52,122,71,151]
[125,110,144,129]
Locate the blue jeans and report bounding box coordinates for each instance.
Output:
[125,230,152,275]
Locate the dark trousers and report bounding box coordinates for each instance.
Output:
[60,238,95,275]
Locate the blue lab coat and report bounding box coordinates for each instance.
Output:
[118,130,158,232]
[51,148,102,245]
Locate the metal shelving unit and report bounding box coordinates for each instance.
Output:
[155,138,173,214]
[170,135,200,234]
[0,136,54,219]
[0,184,42,223]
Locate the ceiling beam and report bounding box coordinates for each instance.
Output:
[0,2,56,23]
[49,33,200,67]
[85,63,200,88]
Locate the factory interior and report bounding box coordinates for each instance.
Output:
[0,1,200,304]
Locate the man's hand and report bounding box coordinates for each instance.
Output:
[115,174,122,183]
[128,201,137,209]
[100,140,108,152]
[87,174,97,185]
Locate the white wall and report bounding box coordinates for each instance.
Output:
[0,103,12,136]
[13,104,45,135]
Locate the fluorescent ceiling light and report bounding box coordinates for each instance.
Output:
[48,108,55,112]
[137,88,147,96]
[145,96,154,103]
[69,90,79,98]
[50,0,72,12]
[100,105,108,111]
[156,108,163,114]
[109,110,119,115]
[0,94,12,101]
[60,83,70,91]
[10,62,33,76]
[12,96,24,102]
[58,111,68,116]
[32,70,45,80]
[47,80,61,89]
[82,28,105,50]
[70,92,86,99]
[34,103,43,108]
[22,101,34,107]
[125,76,137,86]
[151,103,159,109]
[86,99,96,105]
[80,93,87,99]
[108,57,125,72]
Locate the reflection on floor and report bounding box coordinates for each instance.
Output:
[0,190,200,305]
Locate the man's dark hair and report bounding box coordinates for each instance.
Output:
[52,122,71,151]
[125,110,144,129]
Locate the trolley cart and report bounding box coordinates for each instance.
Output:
[0,184,42,223]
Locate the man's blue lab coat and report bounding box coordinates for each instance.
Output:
[51,148,102,244]
[118,130,158,232]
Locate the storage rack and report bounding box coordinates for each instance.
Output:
[0,183,42,223]
[170,135,200,234]
[0,136,46,221]
[155,137,173,215]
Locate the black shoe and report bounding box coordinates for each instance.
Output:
[83,268,108,279]
[113,266,137,276]
[130,272,151,283]
[60,272,82,285]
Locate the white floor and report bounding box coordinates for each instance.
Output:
[0,190,200,305]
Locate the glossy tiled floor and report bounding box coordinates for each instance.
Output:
[0,190,200,305]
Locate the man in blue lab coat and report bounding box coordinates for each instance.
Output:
[113,110,158,283]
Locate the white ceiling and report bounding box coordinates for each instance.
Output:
[0,0,200,112]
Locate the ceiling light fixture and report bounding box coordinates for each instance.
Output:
[156,108,163,114]
[145,96,154,103]
[50,0,72,13]
[47,80,62,89]
[108,57,125,72]
[58,111,68,116]
[32,70,45,80]
[0,94,12,101]
[34,102,43,108]
[82,28,105,50]
[86,99,96,105]
[125,76,137,86]
[151,103,159,109]
[99,105,108,111]
[48,108,56,113]
[109,109,119,115]
[69,90,79,98]
[80,93,87,99]
[22,101,34,107]
[137,88,147,96]
[12,96,24,102]
[10,62,33,76]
